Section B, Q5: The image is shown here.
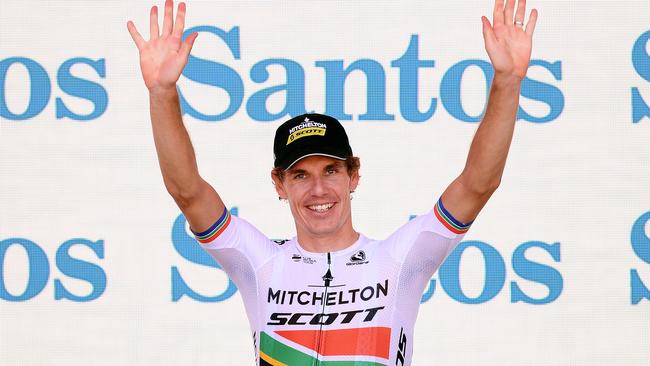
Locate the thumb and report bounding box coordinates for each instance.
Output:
[180,32,198,59]
[481,16,496,48]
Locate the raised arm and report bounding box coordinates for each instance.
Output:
[127,0,224,232]
[440,0,538,224]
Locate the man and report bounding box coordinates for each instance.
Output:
[127,0,537,365]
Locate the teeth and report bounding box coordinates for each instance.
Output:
[308,203,334,212]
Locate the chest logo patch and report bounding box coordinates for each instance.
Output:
[292,253,317,264]
[347,250,369,266]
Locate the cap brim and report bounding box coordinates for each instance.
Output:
[285,153,347,169]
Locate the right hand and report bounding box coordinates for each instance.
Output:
[127,0,198,93]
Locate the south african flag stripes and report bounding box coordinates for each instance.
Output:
[259,327,390,366]
[192,207,232,244]
[434,198,472,234]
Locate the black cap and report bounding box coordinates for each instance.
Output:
[274,113,353,169]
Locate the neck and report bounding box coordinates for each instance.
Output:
[296,225,360,253]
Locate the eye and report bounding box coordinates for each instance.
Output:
[326,167,338,175]
[292,173,305,180]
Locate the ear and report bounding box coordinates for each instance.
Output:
[349,161,360,193]
[271,170,287,199]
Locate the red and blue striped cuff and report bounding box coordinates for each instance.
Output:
[192,208,232,244]
[433,198,472,234]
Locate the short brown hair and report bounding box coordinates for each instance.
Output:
[272,156,360,182]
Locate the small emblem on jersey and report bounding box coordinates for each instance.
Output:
[292,253,317,264]
[351,250,366,261]
[272,239,289,245]
[347,250,369,265]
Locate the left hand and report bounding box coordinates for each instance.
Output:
[482,0,538,80]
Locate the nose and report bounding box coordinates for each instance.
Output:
[310,176,327,196]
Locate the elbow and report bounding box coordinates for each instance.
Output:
[165,180,202,209]
[170,192,192,210]
[458,174,501,198]
[482,178,501,195]
[471,182,499,198]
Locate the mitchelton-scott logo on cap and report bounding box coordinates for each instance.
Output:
[286,117,327,145]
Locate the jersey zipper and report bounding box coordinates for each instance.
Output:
[315,252,333,365]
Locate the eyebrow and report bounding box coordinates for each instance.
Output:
[287,161,344,175]
[325,162,344,170]
[287,168,306,175]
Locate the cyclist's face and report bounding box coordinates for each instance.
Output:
[274,156,359,241]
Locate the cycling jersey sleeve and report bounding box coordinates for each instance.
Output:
[191,208,280,271]
[385,197,472,264]
[191,208,280,333]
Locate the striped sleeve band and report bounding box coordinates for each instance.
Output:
[433,198,472,234]
[191,208,232,244]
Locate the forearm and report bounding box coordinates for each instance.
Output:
[440,0,536,224]
[149,87,202,199]
[460,74,521,192]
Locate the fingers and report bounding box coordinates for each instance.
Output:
[493,0,504,25]
[493,0,531,30]
[504,0,516,25]
[179,32,198,59]
[161,0,174,36]
[514,0,527,24]
[127,21,145,49]
[525,9,538,36]
[172,2,186,39]
[149,5,159,40]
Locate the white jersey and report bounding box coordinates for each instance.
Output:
[193,199,470,366]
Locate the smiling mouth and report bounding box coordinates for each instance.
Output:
[307,202,335,213]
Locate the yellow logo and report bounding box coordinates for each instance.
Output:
[287,127,326,145]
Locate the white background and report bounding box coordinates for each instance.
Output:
[1,1,649,365]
